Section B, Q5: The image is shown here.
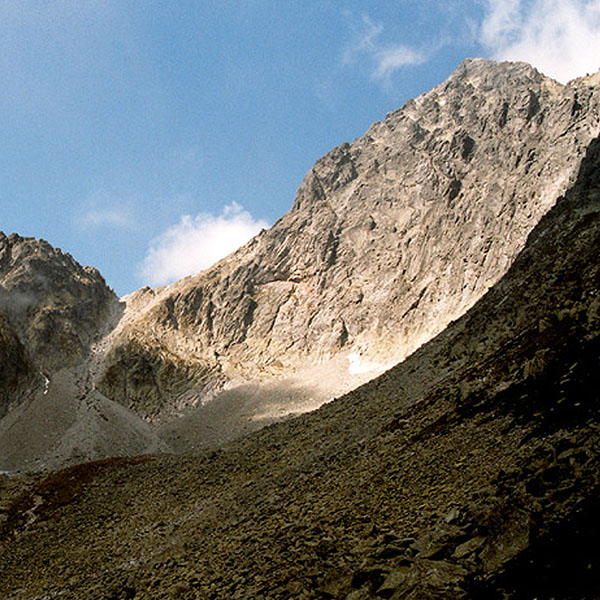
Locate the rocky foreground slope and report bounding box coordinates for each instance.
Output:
[1,58,600,473]
[1,99,599,599]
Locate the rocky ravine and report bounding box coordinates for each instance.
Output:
[1,58,600,471]
[1,104,599,600]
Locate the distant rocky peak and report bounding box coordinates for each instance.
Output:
[0,231,118,372]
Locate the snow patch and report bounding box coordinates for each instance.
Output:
[42,373,50,395]
[347,352,392,376]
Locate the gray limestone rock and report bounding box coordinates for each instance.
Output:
[3,59,600,470]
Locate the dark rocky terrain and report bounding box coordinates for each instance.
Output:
[0,312,35,420]
[0,60,599,599]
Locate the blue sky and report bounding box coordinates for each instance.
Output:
[2,0,600,296]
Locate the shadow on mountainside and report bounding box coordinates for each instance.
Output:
[157,377,329,452]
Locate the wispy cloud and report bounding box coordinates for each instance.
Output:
[372,46,427,81]
[76,190,137,230]
[75,190,138,229]
[481,0,600,83]
[343,14,383,59]
[343,14,426,84]
[79,207,136,229]
[139,202,269,287]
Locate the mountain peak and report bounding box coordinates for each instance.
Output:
[91,57,600,430]
[2,58,600,469]
[0,231,117,373]
[452,57,549,84]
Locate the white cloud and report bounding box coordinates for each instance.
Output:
[481,0,600,83]
[343,14,426,83]
[139,202,269,287]
[372,46,427,81]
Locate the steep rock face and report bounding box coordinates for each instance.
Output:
[98,59,600,419]
[2,60,599,469]
[0,232,118,373]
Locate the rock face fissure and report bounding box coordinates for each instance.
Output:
[1,59,600,471]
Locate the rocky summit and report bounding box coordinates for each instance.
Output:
[96,58,600,426]
[0,58,600,598]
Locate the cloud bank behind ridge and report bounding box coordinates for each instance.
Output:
[481,0,600,83]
